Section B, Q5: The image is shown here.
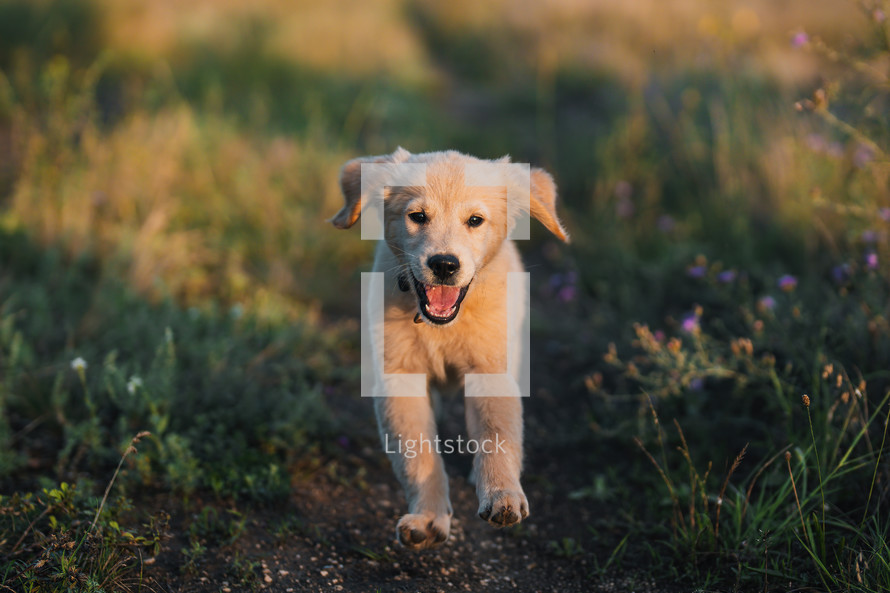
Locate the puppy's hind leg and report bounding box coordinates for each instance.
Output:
[375,395,452,549]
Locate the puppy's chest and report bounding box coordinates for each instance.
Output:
[413,322,509,382]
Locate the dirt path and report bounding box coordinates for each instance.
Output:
[135,242,676,592]
[141,353,670,593]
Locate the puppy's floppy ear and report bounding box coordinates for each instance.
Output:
[529,167,570,243]
[330,147,412,229]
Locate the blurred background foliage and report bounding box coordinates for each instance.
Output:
[2,0,890,589]
[0,0,882,316]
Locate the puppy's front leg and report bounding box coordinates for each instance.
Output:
[466,391,528,527]
[375,395,452,549]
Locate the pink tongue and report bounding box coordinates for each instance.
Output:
[425,285,461,316]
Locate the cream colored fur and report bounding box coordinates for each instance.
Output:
[331,148,568,549]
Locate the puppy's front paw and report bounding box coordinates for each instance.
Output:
[478,489,529,527]
[396,513,450,550]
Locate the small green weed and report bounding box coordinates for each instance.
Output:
[188,507,247,548]
[350,545,395,563]
[547,537,584,559]
[180,540,207,577]
[227,552,262,591]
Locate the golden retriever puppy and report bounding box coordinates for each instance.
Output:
[331,148,569,549]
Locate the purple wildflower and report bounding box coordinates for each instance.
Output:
[832,263,851,284]
[687,265,707,279]
[557,285,577,303]
[791,31,809,48]
[657,215,676,232]
[875,9,886,23]
[681,314,700,334]
[862,230,879,243]
[866,252,879,270]
[827,142,844,158]
[717,270,737,283]
[853,144,875,168]
[758,296,776,311]
[337,435,350,449]
[549,271,577,302]
[778,275,798,292]
[615,180,633,200]
[689,377,704,391]
[616,197,634,219]
[806,134,827,152]
[615,181,634,219]
[880,208,890,222]
[654,329,666,343]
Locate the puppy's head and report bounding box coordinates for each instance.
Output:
[331,148,569,325]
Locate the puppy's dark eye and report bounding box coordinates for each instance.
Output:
[408,211,427,224]
[467,215,484,228]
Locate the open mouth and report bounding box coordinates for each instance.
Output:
[409,274,470,325]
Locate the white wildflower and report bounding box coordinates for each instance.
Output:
[70,357,88,372]
[127,376,143,395]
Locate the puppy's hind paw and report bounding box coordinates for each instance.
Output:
[396,513,450,550]
[478,489,529,528]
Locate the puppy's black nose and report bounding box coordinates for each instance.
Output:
[428,254,460,280]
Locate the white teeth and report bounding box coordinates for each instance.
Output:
[422,304,457,318]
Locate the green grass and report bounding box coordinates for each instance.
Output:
[0,227,345,588]
[0,228,343,498]
[1,0,890,590]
